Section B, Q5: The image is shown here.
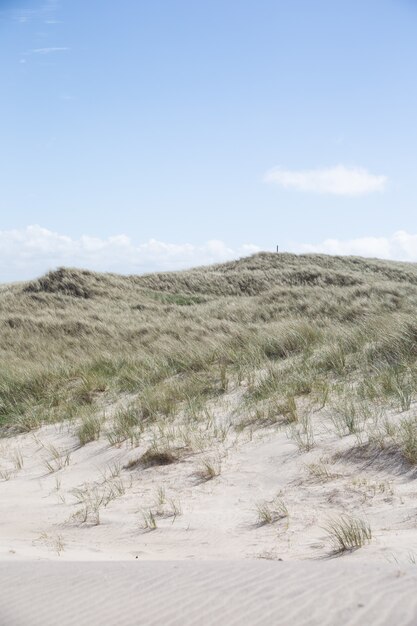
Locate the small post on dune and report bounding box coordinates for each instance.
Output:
[276,245,279,253]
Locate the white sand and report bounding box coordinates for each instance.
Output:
[1,391,417,623]
[2,560,417,626]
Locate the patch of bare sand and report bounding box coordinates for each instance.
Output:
[1,560,417,626]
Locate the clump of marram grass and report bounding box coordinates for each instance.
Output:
[306,459,341,482]
[35,531,66,557]
[329,395,376,438]
[256,320,322,361]
[141,508,158,531]
[195,455,222,481]
[71,475,129,525]
[106,404,143,447]
[357,362,417,412]
[255,495,288,526]
[397,417,417,464]
[139,486,182,532]
[77,413,103,446]
[324,515,372,553]
[287,413,315,451]
[238,390,304,430]
[366,416,417,465]
[249,361,316,405]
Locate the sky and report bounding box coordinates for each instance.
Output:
[1,0,417,281]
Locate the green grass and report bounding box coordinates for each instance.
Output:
[77,413,103,446]
[398,417,417,464]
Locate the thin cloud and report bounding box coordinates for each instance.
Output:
[264,165,387,196]
[0,226,260,283]
[13,0,60,25]
[31,47,70,54]
[294,230,417,261]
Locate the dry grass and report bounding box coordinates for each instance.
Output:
[324,514,372,553]
[255,495,288,525]
[140,487,183,531]
[195,455,222,481]
[42,443,71,473]
[306,459,342,482]
[71,474,129,526]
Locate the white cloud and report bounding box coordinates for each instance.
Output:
[31,47,69,54]
[0,226,260,283]
[264,165,387,196]
[295,230,417,261]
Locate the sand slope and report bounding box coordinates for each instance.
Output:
[1,393,417,562]
[2,390,417,624]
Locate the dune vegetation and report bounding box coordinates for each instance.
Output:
[1,252,417,452]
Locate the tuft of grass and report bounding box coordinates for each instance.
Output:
[378,365,415,412]
[71,475,129,525]
[36,531,66,556]
[324,514,372,553]
[141,508,158,531]
[195,455,222,481]
[106,405,143,447]
[307,460,341,482]
[329,396,374,438]
[144,487,183,525]
[71,485,104,525]
[77,413,103,446]
[287,413,315,451]
[12,447,24,471]
[100,461,122,480]
[43,444,71,473]
[255,495,288,525]
[397,417,417,464]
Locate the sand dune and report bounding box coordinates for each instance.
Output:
[3,258,417,623]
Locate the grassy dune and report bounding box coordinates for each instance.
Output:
[1,252,417,464]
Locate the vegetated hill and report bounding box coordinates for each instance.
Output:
[1,252,417,434]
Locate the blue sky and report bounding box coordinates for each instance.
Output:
[1,0,417,280]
